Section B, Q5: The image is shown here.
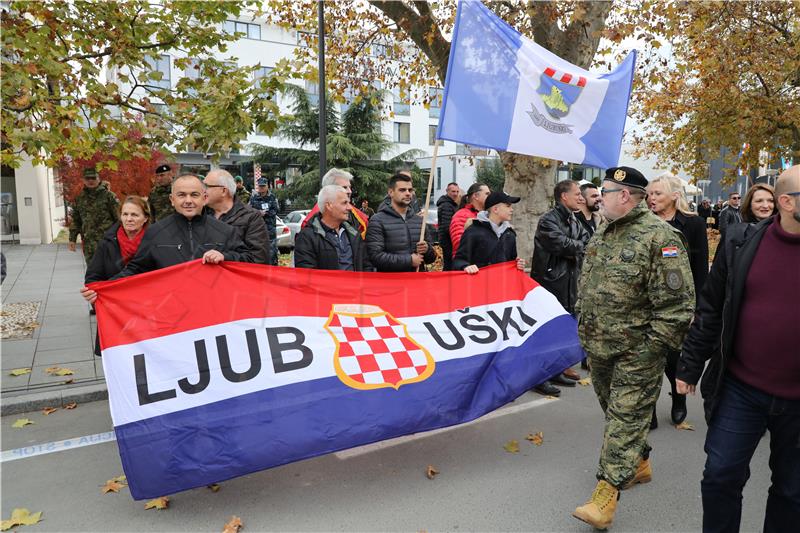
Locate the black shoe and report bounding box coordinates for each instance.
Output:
[550,373,577,387]
[89,307,96,316]
[670,393,687,425]
[533,381,561,397]
[650,411,658,430]
[580,358,589,370]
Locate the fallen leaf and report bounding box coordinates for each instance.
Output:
[63,378,75,384]
[45,367,74,376]
[9,368,31,376]
[101,480,125,494]
[144,496,169,510]
[425,465,439,479]
[42,407,58,415]
[110,475,127,484]
[675,421,695,431]
[1,508,43,530]
[545,395,558,400]
[222,515,243,533]
[12,418,34,428]
[526,432,544,446]
[64,402,77,409]
[577,377,592,386]
[503,439,520,453]
[207,483,221,492]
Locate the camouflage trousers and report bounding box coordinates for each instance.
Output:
[82,238,101,267]
[589,345,665,488]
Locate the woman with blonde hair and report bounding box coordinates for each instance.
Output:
[646,173,709,427]
[740,183,777,223]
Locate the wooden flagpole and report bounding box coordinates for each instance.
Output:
[416,140,440,271]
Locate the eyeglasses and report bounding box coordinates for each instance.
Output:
[784,192,800,197]
[600,187,623,195]
[731,196,741,200]
[205,184,226,189]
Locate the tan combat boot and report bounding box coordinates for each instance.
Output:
[572,479,619,530]
[622,457,652,489]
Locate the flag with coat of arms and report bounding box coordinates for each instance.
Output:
[437,0,637,168]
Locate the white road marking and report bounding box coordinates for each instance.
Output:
[1,431,116,463]
[334,396,558,459]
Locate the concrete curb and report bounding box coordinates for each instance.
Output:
[1,383,108,416]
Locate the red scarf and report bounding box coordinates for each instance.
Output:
[117,224,147,265]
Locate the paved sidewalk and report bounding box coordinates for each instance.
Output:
[1,244,107,414]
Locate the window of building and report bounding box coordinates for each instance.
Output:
[305,80,319,106]
[393,122,410,144]
[144,54,171,89]
[428,87,443,118]
[224,20,261,40]
[393,87,410,116]
[436,168,442,191]
[254,66,273,81]
[429,125,437,146]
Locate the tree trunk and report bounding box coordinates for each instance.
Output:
[499,152,556,265]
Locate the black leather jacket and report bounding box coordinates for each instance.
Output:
[112,213,248,278]
[531,203,590,314]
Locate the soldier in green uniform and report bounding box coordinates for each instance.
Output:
[234,176,251,204]
[572,167,695,530]
[149,164,175,221]
[68,167,119,265]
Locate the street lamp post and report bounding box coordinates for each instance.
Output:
[318,0,327,178]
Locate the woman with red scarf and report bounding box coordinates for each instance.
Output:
[85,195,150,355]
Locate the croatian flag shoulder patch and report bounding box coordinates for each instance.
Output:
[662,246,679,257]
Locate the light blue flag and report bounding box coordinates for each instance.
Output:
[437,0,636,169]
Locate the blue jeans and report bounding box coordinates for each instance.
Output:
[702,373,800,533]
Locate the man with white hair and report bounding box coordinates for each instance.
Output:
[204,169,270,264]
[294,185,371,271]
[300,168,369,238]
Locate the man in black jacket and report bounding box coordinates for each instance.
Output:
[295,185,372,271]
[365,173,436,272]
[717,191,742,237]
[80,175,248,304]
[436,182,461,271]
[205,169,270,264]
[677,166,800,533]
[453,191,524,273]
[531,179,591,395]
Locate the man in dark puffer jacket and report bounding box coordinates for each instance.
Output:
[366,173,436,272]
[436,182,460,271]
[295,185,372,271]
[453,191,524,272]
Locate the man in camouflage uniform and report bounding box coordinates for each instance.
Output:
[68,167,119,265]
[149,164,175,221]
[249,177,279,265]
[234,176,251,204]
[572,166,695,530]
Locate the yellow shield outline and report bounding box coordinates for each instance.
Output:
[324,305,436,391]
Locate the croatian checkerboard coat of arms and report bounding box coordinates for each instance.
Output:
[324,304,435,390]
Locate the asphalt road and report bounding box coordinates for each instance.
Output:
[2,381,771,532]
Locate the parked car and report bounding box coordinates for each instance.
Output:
[283,209,311,247]
[275,216,293,253]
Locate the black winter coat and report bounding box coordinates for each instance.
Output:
[216,201,270,264]
[365,203,436,272]
[452,216,517,270]
[112,213,248,279]
[294,215,372,271]
[677,217,773,423]
[667,211,709,304]
[531,204,590,314]
[85,222,126,284]
[718,206,742,238]
[436,194,458,245]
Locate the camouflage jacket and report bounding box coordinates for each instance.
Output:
[577,202,695,357]
[235,188,251,205]
[149,183,174,222]
[68,183,119,243]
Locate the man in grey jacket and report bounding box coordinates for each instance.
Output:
[718,192,742,238]
[365,173,436,272]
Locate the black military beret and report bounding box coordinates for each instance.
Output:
[155,164,172,174]
[604,166,647,191]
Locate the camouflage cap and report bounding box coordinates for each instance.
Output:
[83,168,98,179]
[604,166,647,191]
[234,175,243,182]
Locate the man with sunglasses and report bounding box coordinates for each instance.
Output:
[718,191,743,238]
[68,167,120,265]
[572,166,695,530]
[677,165,800,532]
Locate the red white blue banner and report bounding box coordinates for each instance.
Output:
[91,260,582,499]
